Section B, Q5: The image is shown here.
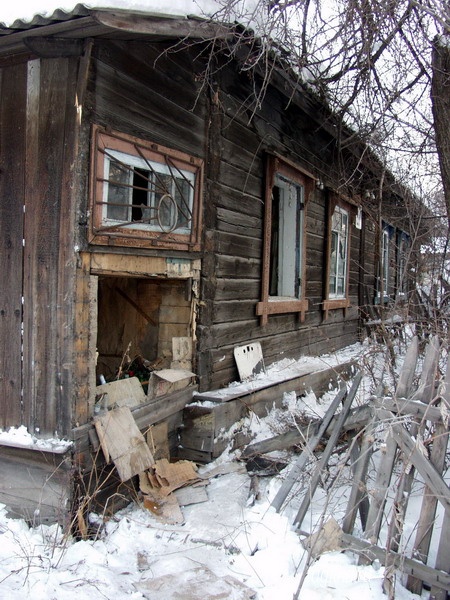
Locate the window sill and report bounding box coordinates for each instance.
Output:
[323,298,350,320]
[89,226,200,252]
[256,298,309,325]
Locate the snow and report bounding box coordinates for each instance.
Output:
[0,425,72,453]
[0,340,425,600]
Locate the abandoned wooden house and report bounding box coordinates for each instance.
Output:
[0,5,429,523]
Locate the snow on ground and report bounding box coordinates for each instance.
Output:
[0,338,424,599]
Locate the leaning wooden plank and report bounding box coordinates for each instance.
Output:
[377,397,443,423]
[340,532,450,592]
[406,413,449,594]
[342,416,375,534]
[379,409,450,514]
[294,372,363,527]
[429,354,450,600]
[410,334,440,404]
[395,335,418,399]
[270,382,348,513]
[242,404,372,458]
[430,510,450,600]
[362,432,397,545]
[94,406,155,482]
[407,355,450,594]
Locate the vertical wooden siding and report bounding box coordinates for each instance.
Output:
[1,57,79,436]
[22,57,79,436]
[0,64,27,428]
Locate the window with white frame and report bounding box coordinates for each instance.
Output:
[329,206,349,299]
[90,127,203,250]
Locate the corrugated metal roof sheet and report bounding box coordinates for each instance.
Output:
[0,4,91,31]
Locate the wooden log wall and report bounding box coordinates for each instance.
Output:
[85,40,206,164]
[198,66,363,390]
[71,40,209,422]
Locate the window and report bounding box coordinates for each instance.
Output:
[257,155,313,325]
[90,126,203,250]
[269,174,304,297]
[396,231,410,299]
[323,200,351,319]
[376,223,394,303]
[381,228,390,295]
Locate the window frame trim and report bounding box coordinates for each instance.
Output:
[395,229,410,300]
[256,155,312,325]
[323,195,352,320]
[89,125,203,251]
[375,222,394,304]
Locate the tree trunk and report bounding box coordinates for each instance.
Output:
[431,36,450,227]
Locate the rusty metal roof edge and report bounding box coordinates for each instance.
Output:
[0,4,230,56]
[0,3,209,32]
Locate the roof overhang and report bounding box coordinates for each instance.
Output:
[0,4,234,57]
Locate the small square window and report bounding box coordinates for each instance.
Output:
[89,127,203,250]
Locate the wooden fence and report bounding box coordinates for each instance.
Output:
[244,334,450,598]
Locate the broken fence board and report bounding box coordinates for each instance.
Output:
[363,433,397,545]
[242,404,372,458]
[94,406,154,482]
[294,371,363,527]
[410,334,440,404]
[430,509,450,600]
[271,381,348,513]
[341,532,450,592]
[407,400,450,593]
[429,353,450,600]
[395,335,418,399]
[342,418,375,534]
[379,409,450,515]
[377,397,443,423]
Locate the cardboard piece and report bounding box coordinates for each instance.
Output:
[171,336,193,370]
[146,422,170,460]
[147,369,195,399]
[143,490,184,525]
[95,376,146,411]
[135,566,257,599]
[144,458,200,496]
[302,518,343,558]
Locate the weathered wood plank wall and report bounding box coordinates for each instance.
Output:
[22,57,79,437]
[1,56,79,436]
[198,66,362,389]
[0,63,27,429]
